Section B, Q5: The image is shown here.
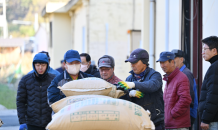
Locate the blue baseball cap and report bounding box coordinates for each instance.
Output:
[64,50,81,63]
[156,51,175,62]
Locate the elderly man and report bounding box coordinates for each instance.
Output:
[47,50,93,104]
[118,48,164,130]
[157,51,192,130]
[171,49,198,130]
[97,55,122,85]
[199,36,218,130]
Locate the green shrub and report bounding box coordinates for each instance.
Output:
[0,84,17,109]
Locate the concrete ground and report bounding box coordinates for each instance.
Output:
[0,106,19,130]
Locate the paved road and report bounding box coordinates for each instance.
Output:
[0,109,19,130]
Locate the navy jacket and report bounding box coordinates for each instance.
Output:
[16,53,56,127]
[180,65,198,118]
[123,67,164,125]
[84,65,101,78]
[199,55,218,124]
[47,70,93,104]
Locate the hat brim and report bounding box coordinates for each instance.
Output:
[99,64,112,68]
[156,58,170,62]
[125,58,139,63]
[66,58,81,63]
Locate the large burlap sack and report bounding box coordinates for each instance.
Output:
[58,77,125,98]
[47,98,155,130]
[51,95,112,113]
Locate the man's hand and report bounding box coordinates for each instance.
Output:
[117,81,135,90]
[129,90,144,98]
[201,122,209,130]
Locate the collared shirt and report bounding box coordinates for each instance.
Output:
[106,74,122,85]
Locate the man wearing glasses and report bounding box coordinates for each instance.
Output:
[199,36,218,130]
[97,55,122,85]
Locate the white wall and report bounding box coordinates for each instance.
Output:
[155,0,181,76]
[202,0,218,79]
[50,13,72,69]
[74,5,87,53]
[88,0,142,80]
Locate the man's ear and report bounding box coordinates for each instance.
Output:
[88,61,91,65]
[212,48,218,55]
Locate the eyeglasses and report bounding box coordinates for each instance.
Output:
[202,48,210,52]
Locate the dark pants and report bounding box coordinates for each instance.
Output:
[155,121,165,130]
[27,124,45,130]
[189,116,195,130]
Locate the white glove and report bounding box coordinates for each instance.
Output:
[125,82,135,89]
[129,90,144,98]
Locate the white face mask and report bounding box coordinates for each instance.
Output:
[66,64,81,75]
[80,64,89,72]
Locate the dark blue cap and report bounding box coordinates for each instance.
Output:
[125,48,149,63]
[64,50,81,63]
[156,51,175,62]
[171,49,185,58]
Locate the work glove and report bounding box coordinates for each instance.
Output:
[129,90,144,98]
[117,81,135,90]
[19,124,27,130]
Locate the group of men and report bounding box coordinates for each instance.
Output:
[16,36,218,130]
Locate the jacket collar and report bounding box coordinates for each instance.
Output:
[163,68,180,83]
[209,55,218,64]
[64,70,84,79]
[129,67,151,81]
[85,65,93,74]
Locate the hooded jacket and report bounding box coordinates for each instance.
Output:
[16,53,56,127]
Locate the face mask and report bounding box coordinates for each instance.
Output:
[66,64,81,75]
[80,64,89,72]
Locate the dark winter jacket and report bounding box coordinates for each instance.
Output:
[198,55,218,124]
[123,67,164,125]
[16,53,56,127]
[180,65,198,119]
[164,68,192,129]
[47,70,93,104]
[56,67,64,74]
[84,65,101,78]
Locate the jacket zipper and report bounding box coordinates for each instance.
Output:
[40,83,42,125]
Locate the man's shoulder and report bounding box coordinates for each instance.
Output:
[81,71,94,78]
[47,73,57,79]
[182,67,194,78]
[175,71,189,83]
[49,67,60,76]
[52,72,64,83]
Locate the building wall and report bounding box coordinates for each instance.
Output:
[35,26,48,52]
[50,13,72,69]
[202,0,218,79]
[73,5,87,53]
[88,0,142,80]
[155,0,181,78]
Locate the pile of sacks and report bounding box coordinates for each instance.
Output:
[46,77,155,130]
